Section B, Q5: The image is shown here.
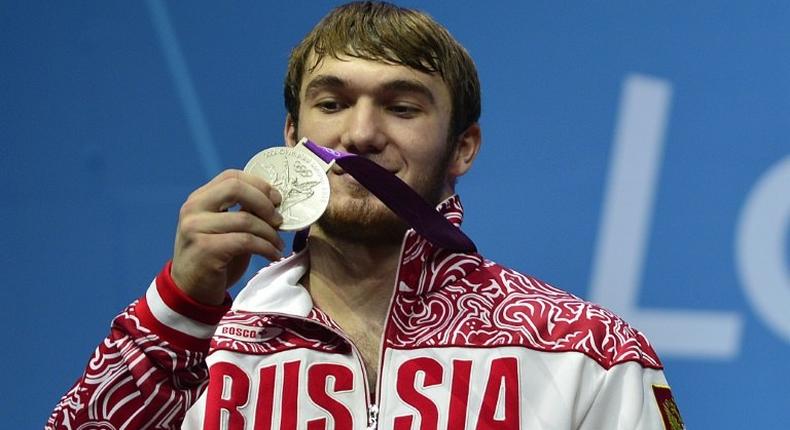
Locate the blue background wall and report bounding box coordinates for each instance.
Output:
[2,1,788,428]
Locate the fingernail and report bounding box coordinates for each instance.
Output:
[271,189,282,205]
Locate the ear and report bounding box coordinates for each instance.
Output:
[448,122,481,178]
[283,114,298,147]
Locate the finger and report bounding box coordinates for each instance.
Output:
[192,169,278,208]
[204,169,282,206]
[181,170,248,216]
[191,169,246,196]
[191,174,283,227]
[226,170,283,205]
[185,211,284,251]
[202,231,283,262]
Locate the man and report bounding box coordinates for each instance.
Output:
[48,2,684,429]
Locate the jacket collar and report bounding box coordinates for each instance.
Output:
[232,194,482,315]
[396,194,484,297]
[231,249,312,316]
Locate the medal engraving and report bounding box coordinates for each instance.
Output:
[243,143,331,231]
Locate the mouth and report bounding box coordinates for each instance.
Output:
[330,164,346,175]
[329,165,360,187]
[331,162,398,177]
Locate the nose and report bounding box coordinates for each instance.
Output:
[340,99,386,155]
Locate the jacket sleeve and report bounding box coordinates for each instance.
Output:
[46,262,231,430]
[578,361,685,430]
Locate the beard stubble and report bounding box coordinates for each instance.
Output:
[316,145,454,246]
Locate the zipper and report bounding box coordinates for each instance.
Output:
[369,233,411,430]
[262,312,376,428]
[269,233,414,429]
[367,403,379,430]
[321,324,378,428]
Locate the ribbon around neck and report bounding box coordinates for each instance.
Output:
[301,140,476,253]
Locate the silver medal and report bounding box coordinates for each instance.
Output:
[243,139,332,231]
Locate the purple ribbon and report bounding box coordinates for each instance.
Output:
[302,140,476,252]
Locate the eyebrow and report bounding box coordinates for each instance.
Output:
[303,75,346,100]
[303,75,436,105]
[380,79,435,105]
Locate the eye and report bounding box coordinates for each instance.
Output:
[388,103,421,118]
[315,99,346,113]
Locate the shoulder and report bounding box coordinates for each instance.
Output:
[455,259,663,370]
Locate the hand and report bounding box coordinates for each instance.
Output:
[171,169,284,305]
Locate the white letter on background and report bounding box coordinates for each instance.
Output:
[736,155,790,342]
[589,74,743,359]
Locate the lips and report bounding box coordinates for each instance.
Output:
[330,163,345,175]
[331,162,397,176]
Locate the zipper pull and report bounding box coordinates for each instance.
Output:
[367,403,379,430]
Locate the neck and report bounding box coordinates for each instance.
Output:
[305,225,402,320]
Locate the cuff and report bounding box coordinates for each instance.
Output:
[135,261,232,351]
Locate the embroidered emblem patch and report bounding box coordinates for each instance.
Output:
[652,385,685,430]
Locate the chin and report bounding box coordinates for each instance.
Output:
[317,192,408,245]
[315,164,450,245]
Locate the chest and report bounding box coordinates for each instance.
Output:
[185,345,591,429]
[344,322,384,393]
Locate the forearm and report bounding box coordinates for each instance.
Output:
[46,263,230,429]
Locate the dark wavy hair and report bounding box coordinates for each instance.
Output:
[284,1,481,139]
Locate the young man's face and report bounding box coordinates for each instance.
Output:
[284,54,467,243]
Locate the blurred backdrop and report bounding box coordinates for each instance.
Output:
[2,1,788,428]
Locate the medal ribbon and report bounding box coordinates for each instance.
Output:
[301,140,476,252]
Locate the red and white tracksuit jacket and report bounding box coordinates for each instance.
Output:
[47,196,684,430]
